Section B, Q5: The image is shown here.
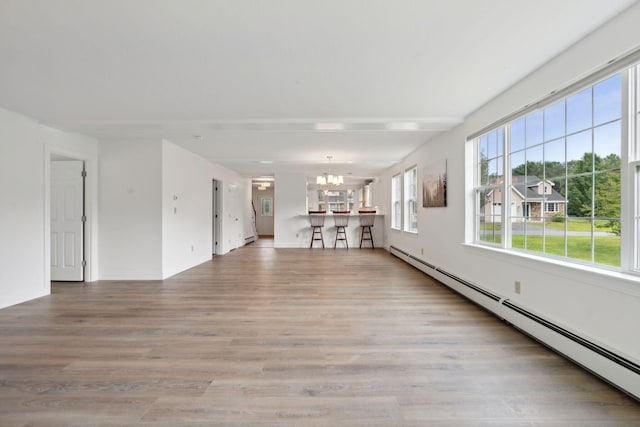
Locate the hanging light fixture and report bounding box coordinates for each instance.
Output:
[316,156,344,186]
[253,180,272,191]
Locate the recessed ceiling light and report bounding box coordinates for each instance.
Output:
[386,122,419,131]
[258,160,273,164]
[314,122,346,131]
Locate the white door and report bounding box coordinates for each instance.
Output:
[51,160,84,281]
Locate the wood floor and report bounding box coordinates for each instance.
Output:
[1,248,638,426]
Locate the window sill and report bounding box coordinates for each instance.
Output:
[462,242,640,296]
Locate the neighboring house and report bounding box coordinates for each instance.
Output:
[485,175,566,222]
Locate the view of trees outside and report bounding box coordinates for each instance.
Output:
[477,74,622,267]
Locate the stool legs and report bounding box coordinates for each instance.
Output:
[310,226,324,248]
[359,225,374,248]
[334,226,348,248]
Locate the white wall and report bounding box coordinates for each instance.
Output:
[274,173,308,248]
[98,140,163,279]
[382,3,640,390]
[0,108,99,309]
[98,137,251,280]
[162,140,215,278]
[0,108,48,309]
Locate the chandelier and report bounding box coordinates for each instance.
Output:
[316,156,344,186]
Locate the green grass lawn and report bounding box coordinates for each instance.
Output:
[479,221,620,266]
[481,220,611,233]
[539,219,616,233]
[512,235,620,266]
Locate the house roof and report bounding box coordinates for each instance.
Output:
[512,176,565,202]
[486,175,566,202]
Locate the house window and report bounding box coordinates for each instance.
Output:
[318,190,348,212]
[404,166,418,233]
[391,174,402,230]
[474,70,629,270]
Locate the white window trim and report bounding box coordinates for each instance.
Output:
[471,67,638,274]
[463,242,640,293]
[391,173,402,230]
[404,166,418,234]
[629,160,640,273]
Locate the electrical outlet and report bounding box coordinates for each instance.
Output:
[421,248,424,255]
[514,280,521,294]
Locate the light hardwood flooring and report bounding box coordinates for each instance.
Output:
[248,236,274,248]
[0,247,638,426]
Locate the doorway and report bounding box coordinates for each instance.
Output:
[252,179,275,238]
[212,179,222,256]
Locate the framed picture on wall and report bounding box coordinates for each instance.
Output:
[422,160,447,208]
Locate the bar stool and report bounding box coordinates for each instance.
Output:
[308,210,326,248]
[332,210,350,249]
[358,210,376,248]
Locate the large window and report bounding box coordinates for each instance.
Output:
[404,166,418,233]
[391,174,402,229]
[634,64,640,270]
[473,65,640,273]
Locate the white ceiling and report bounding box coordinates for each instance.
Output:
[0,0,636,180]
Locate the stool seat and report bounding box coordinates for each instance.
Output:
[358,210,376,248]
[332,211,350,249]
[308,210,326,248]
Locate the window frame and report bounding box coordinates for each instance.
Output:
[634,162,640,271]
[475,128,506,246]
[545,202,558,213]
[472,66,638,274]
[630,63,640,272]
[404,166,418,233]
[391,173,402,230]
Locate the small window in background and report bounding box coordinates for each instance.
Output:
[404,167,418,233]
[391,174,402,229]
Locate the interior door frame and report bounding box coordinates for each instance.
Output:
[212,179,223,256]
[45,147,98,286]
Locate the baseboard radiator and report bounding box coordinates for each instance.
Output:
[244,235,257,245]
[389,245,640,400]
